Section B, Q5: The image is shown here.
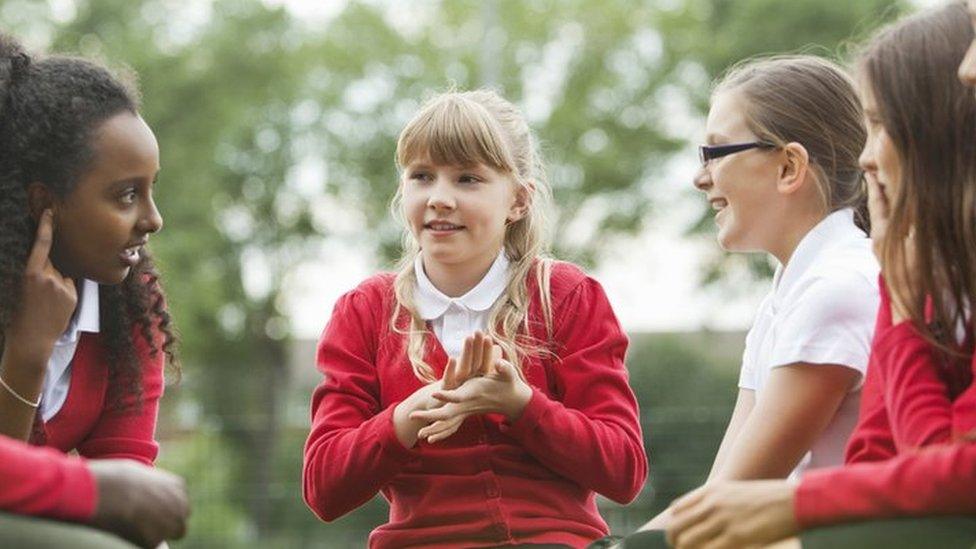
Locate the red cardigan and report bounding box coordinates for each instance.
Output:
[796,277,976,527]
[0,328,164,521]
[303,262,647,549]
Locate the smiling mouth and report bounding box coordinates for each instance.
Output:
[424,222,465,231]
[119,242,145,266]
[709,198,729,212]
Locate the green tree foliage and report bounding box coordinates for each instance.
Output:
[1,0,907,545]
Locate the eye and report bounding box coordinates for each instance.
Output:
[458,174,482,184]
[119,188,138,205]
[409,171,433,183]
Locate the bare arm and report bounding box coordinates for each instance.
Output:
[636,388,756,531]
[0,211,76,440]
[711,363,858,480]
[707,388,757,482]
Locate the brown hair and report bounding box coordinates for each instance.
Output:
[860,2,976,368]
[390,90,554,382]
[714,55,868,230]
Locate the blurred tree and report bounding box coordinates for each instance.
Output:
[0,0,909,545]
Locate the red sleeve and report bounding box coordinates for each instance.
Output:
[844,276,951,462]
[0,434,97,521]
[302,290,418,522]
[873,322,952,449]
[796,441,976,528]
[76,327,164,465]
[501,276,647,504]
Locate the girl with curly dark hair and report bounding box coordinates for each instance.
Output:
[0,33,187,549]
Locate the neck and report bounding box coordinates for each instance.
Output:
[767,209,826,267]
[422,249,501,298]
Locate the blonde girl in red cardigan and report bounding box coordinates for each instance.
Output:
[303,90,647,549]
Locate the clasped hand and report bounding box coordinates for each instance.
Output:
[411,331,532,444]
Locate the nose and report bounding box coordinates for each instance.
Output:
[959,41,976,89]
[427,177,456,211]
[693,165,712,192]
[139,196,163,234]
[858,142,876,175]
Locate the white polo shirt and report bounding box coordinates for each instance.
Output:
[738,208,880,480]
[414,251,509,358]
[40,279,100,421]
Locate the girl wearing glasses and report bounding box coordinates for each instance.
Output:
[636,55,879,533]
[657,4,976,548]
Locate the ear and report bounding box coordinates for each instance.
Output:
[507,180,533,223]
[776,142,810,196]
[26,182,57,222]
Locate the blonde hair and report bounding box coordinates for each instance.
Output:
[390,89,554,382]
[714,55,868,230]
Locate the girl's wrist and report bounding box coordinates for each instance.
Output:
[0,342,51,376]
[392,398,425,448]
[503,382,533,422]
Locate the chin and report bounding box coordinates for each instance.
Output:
[90,266,131,286]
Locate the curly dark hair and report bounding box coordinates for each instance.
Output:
[0,33,178,407]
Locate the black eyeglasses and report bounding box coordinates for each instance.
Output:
[698,141,777,165]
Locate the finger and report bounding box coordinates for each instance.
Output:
[670,485,708,514]
[673,516,724,549]
[470,332,485,376]
[418,415,465,440]
[459,336,474,381]
[427,418,466,443]
[477,336,493,376]
[410,404,463,423]
[28,209,55,269]
[488,344,502,376]
[439,376,484,402]
[668,504,716,548]
[493,359,519,383]
[443,357,458,390]
[431,388,471,403]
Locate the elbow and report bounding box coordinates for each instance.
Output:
[302,477,345,522]
[302,460,347,523]
[606,447,649,504]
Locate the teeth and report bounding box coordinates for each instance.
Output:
[711,199,728,210]
[428,223,459,230]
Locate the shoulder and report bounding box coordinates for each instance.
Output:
[810,237,879,286]
[545,260,593,300]
[780,261,880,328]
[350,272,397,299]
[330,272,397,324]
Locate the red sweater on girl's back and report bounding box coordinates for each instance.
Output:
[0,330,164,521]
[302,262,647,549]
[796,276,976,526]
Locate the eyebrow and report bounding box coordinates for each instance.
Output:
[110,171,160,187]
[704,132,728,144]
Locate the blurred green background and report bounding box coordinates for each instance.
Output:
[3,0,911,546]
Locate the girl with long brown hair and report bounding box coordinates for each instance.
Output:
[658,4,976,548]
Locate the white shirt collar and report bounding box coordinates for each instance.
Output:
[773,208,866,298]
[56,279,100,346]
[415,250,510,320]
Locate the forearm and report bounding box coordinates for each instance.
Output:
[505,389,647,503]
[0,435,96,520]
[0,348,48,441]
[796,442,976,528]
[303,404,418,522]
